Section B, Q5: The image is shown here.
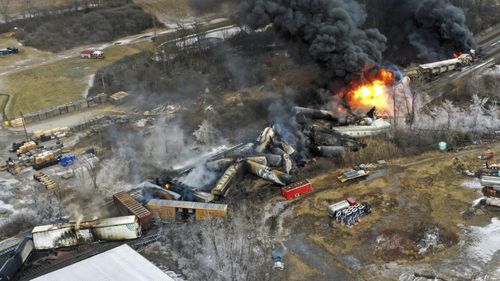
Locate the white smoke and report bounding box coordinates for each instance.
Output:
[96,118,227,193]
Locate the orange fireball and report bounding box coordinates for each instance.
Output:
[343,68,395,114]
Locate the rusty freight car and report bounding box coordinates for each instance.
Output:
[146,199,227,222]
[112,192,153,229]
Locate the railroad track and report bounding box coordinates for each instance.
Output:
[127,231,161,248]
[18,231,161,280]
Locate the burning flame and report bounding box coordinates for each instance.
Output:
[342,68,395,113]
[453,51,464,58]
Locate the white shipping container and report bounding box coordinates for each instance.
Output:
[93,216,141,241]
[481,176,500,188]
[328,200,350,217]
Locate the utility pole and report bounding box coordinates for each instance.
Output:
[101,72,106,93]
[19,111,29,141]
[152,13,157,49]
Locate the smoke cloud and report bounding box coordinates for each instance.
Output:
[366,0,477,63]
[240,0,387,89]
[240,0,477,78]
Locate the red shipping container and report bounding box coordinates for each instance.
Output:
[281,179,313,199]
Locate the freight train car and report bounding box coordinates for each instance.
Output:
[404,51,476,80]
[32,216,141,250]
[0,238,34,280]
[146,199,227,221]
[113,192,153,229]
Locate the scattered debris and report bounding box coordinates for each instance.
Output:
[33,172,58,190]
[338,169,370,183]
[359,163,377,170]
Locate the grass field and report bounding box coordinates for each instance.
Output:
[134,0,192,22]
[0,34,52,69]
[3,42,152,119]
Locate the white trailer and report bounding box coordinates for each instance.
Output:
[328,200,350,217]
[481,176,500,188]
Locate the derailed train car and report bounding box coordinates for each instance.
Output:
[0,238,34,280]
[32,216,141,250]
[113,191,153,229]
[404,51,476,79]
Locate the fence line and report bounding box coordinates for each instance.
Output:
[9,94,107,127]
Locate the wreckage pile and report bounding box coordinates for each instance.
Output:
[156,107,374,201]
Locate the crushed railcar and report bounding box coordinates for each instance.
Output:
[0,238,34,280]
[32,216,141,250]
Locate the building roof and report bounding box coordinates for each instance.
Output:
[147,199,227,211]
[81,50,94,54]
[32,244,174,281]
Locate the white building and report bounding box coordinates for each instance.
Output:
[32,244,174,281]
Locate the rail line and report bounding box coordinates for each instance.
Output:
[18,231,161,280]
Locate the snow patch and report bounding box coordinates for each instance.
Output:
[467,218,500,263]
[460,178,482,190]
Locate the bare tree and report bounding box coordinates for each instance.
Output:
[21,0,32,19]
[83,156,99,190]
[0,0,11,22]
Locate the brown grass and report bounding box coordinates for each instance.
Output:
[341,137,403,167]
[4,43,152,118]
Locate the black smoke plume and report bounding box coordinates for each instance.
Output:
[365,0,477,64]
[240,0,387,90]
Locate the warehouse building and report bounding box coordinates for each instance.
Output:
[32,244,174,281]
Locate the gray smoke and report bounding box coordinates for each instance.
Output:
[366,0,477,63]
[240,0,387,89]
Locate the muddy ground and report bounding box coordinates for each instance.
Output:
[276,144,500,280]
[136,142,500,281]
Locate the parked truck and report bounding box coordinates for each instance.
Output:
[80,49,104,59]
[0,47,19,57]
